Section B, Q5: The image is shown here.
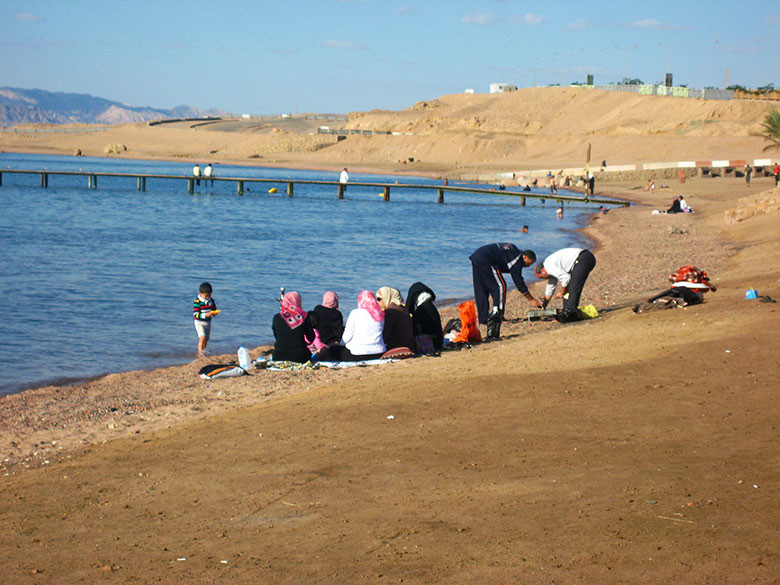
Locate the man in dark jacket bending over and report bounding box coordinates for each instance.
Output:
[469,243,541,338]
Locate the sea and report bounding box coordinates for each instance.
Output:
[0,152,598,395]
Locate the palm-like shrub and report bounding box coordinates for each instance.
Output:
[761,109,780,151]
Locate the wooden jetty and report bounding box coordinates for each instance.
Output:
[0,169,629,207]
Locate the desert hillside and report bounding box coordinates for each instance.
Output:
[2,87,776,176]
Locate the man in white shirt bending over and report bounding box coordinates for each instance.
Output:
[534,247,596,313]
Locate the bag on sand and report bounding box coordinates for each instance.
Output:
[453,300,482,343]
[555,308,584,323]
[199,363,248,379]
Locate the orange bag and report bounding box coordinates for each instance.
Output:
[453,300,482,343]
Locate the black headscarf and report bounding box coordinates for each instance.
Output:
[406,282,444,350]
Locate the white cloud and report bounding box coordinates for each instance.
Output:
[567,19,591,31]
[462,12,498,25]
[322,40,365,50]
[16,12,44,22]
[521,13,544,26]
[628,18,662,29]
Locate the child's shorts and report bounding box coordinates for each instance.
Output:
[194,319,211,339]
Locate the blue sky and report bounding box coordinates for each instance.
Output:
[2,1,778,115]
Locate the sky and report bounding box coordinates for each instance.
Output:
[2,0,779,115]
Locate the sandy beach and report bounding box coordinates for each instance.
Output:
[1,89,780,583]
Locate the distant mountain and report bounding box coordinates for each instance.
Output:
[0,87,230,125]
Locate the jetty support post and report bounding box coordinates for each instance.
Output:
[137,177,146,191]
[88,175,97,189]
[237,180,244,196]
[521,196,526,206]
[0,172,3,186]
[383,186,390,201]
[187,178,194,194]
[40,173,48,188]
[287,182,294,197]
[338,184,345,199]
[437,188,444,204]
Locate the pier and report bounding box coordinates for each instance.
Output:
[0,169,629,207]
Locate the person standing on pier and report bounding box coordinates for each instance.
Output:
[339,167,349,191]
[193,163,202,186]
[204,163,214,186]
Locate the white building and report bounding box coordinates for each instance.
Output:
[489,83,517,94]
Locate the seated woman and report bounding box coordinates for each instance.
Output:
[272,291,316,363]
[406,282,444,354]
[309,291,344,351]
[376,286,414,351]
[667,196,682,214]
[332,290,386,361]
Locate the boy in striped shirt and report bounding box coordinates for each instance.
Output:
[193,282,218,355]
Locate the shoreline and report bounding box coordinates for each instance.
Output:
[1,145,448,180]
[0,152,605,397]
[2,174,753,471]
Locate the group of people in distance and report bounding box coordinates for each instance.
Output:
[271,283,443,364]
[192,163,214,186]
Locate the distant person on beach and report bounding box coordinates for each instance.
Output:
[469,243,540,338]
[273,291,316,363]
[548,171,557,194]
[193,282,218,355]
[556,205,564,219]
[535,247,597,315]
[667,196,683,214]
[645,179,655,191]
[587,173,595,196]
[204,163,214,186]
[745,164,752,186]
[406,282,444,354]
[193,163,201,186]
[376,286,414,351]
[774,163,779,187]
[679,195,692,213]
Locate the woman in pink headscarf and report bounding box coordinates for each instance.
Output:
[272,291,316,363]
[309,291,344,351]
[328,290,386,361]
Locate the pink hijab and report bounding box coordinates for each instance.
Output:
[322,291,339,309]
[280,291,307,329]
[358,290,384,322]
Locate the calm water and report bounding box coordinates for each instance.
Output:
[0,152,596,394]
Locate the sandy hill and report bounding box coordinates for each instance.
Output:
[2,88,776,176]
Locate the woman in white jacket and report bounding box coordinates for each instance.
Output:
[339,290,386,361]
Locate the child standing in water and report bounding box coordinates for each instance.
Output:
[193,282,218,355]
